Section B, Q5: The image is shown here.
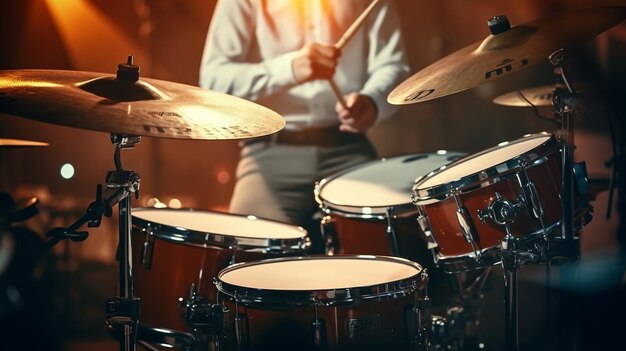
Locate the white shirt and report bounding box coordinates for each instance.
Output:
[199,0,410,131]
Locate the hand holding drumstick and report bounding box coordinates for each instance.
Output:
[330,0,382,131]
[291,0,382,132]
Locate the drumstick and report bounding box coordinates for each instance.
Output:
[335,0,382,50]
[329,79,349,110]
[329,0,382,110]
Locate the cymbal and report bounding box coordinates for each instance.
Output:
[0,69,285,140]
[492,84,587,107]
[388,6,626,105]
[0,138,49,148]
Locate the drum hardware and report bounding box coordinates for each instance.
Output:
[315,152,465,259]
[232,294,245,351]
[319,215,337,255]
[130,208,309,343]
[385,207,400,256]
[387,6,626,105]
[138,227,155,269]
[477,192,526,228]
[452,194,481,260]
[213,255,430,350]
[177,283,230,351]
[550,50,577,246]
[311,301,327,351]
[0,57,287,351]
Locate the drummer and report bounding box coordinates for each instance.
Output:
[199,0,409,253]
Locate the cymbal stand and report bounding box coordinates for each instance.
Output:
[39,134,142,350]
[550,49,578,247]
[105,134,142,351]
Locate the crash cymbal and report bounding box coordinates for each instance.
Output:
[388,6,626,105]
[0,138,49,148]
[492,84,587,107]
[0,69,285,140]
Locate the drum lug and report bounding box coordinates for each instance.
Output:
[310,303,327,351]
[417,213,438,249]
[456,207,478,246]
[453,193,482,259]
[320,215,338,255]
[139,227,155,269]
[525,181,545,220]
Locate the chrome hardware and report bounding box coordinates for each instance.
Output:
[386,207,400,256]
[311,303,326,351]
[228,241,238,265]
[417,214,438,249]
[139,228,154,269]
[477,192,525,226]
[525,182,545,219]
[320,215,337,255]
[453,194,481,259]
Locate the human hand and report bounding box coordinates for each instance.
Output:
[292,43,339,83]
[336,93,378,133]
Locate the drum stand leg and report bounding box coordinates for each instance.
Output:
[501,238,519,351]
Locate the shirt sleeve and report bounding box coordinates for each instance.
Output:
[198,0,298,101]
[359,0,411,123]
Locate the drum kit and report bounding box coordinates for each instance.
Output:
[0,4,624,351]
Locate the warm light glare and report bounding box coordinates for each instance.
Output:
[436,150,447,155]
[60,163,75,179]
[0,78,61,88]
[168,198,182,209]
[147,197,167,208]
[44,0,148,72]
[217,170,231,184]
[498,141,510,147]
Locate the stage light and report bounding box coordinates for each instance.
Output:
[60,163,75,179]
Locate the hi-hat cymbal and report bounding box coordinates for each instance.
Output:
[492,84,587,107]
[0,69,285,140]
[388,6,626,105]
[0,138,49,148]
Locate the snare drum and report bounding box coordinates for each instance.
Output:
[214,255,429,350]
[315,152,464,260]
[412,133,562,273]
[131,208,309,333]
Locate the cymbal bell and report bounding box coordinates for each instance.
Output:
[0,138,49,148]
[388,6,626,105]
[0,69,285,140]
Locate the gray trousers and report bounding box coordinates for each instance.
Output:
[229,138,378,232]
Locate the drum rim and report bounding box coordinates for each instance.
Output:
[214,255,427,307]
[412,132,558,204]
[315,152,466,216]
[131,207,309,252]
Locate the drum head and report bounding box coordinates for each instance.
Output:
[316,152,464,216]
[132,208,308,250]
[215,255,426,306]
[413,133,558,203]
